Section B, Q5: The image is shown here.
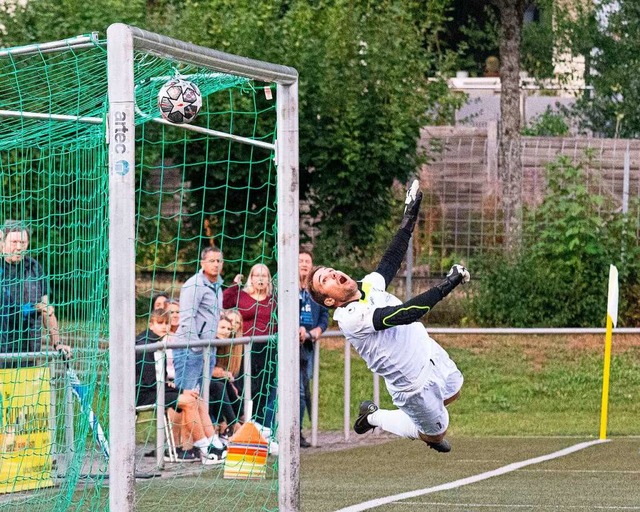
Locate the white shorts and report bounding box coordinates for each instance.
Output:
[392,342,463,436]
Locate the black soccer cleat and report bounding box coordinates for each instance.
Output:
[426,439,452,453]
[353,400,378,434]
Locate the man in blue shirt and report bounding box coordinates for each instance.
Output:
[298,250,328,448]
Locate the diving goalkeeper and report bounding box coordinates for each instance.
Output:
[307,181,469,453]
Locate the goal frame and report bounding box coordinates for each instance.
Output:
[106,23,300,511]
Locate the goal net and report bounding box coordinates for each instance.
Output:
[0,25,299,511]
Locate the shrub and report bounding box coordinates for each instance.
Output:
[470,155,640,327]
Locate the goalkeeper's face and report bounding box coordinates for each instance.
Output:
[311,267,358,307]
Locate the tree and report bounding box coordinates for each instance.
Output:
[174,0,456,267]
[0,0,149,45]
[492,0,527,255]
[471,155,640,327]
[560,1,640,138]
[0,0,460,271]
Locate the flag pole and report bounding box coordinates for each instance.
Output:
[599,265,618,440]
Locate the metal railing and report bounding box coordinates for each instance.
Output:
[4,323,638,471]
[308,326,640,445]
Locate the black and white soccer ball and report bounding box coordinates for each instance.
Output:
[157,78,202,124]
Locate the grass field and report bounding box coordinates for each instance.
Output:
[55,332,640,511]
[297,333,640,510]
[314,334,640,436]
[301,436,640,511]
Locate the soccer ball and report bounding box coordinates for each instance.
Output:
[157,78,202,124]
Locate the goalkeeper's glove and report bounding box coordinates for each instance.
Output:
[400,179,423,233]
[448,264,470,284]
[436,264,470,297]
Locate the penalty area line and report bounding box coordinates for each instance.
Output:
[333,439,609,512]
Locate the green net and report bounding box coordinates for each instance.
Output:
[0,33,280,511]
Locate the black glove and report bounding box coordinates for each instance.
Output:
[436,264,470,297]
[400,180,423,233]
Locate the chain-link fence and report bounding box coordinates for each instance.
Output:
[416,124,640,277]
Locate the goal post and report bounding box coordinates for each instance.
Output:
[106,24,300,511]
[0,23,299,512]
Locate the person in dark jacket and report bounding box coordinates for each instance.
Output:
[0,220,69,368]
[298,250,329,447]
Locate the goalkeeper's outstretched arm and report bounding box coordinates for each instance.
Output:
[375,180,422,288]
[372,265,470,330]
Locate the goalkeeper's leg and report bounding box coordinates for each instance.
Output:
[367,407,421,439]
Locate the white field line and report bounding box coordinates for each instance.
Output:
[334,439,609,512]
[400,502,640,510]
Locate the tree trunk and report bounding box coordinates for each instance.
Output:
[495,0,526,256]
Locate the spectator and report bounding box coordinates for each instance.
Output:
[218,308,245,426]
[173,246,224,392]
[135,308,225,464]
[298,250,329,448]
[151,292,170,311]
[210,313,242,440]
[165,299,180,383]
[164,298,225,452]
[223,263,277,431]
[0,220,70,368]
[225,309,244,340]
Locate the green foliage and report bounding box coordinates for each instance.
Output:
[470,155,640,327]
[1,0,462,264]
[456,4,500,76]
[0,0,149,45]
[0,147,108,318]
[557,1,640,137]
[148,0,459,260]
[279,1,435,256]
[520,2,555,78]
[452,1,556,80]
[521,107,570,136]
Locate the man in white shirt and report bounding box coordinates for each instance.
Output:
[308,182,469,452]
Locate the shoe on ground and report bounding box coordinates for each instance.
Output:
[353,400,378,435]
[300,435,311,448]
[197,444,227,465]
[426,439,451,453]
[165,447,199,463]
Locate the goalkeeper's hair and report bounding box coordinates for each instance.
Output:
[307,265,328,307]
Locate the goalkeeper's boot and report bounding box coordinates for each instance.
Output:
[353,400,378,434]
[426,439,452,453]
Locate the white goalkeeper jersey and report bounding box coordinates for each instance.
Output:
[333,271,437,396]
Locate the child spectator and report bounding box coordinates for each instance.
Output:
[212,311,244,439]
[165,299,180,382]
[135,308,226,464]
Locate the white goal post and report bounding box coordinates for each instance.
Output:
[106,23,299,511]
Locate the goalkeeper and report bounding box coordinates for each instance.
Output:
[307,181,469,453]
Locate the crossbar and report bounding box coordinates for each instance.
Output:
[125,25,298,85]
[0,34,99,58]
